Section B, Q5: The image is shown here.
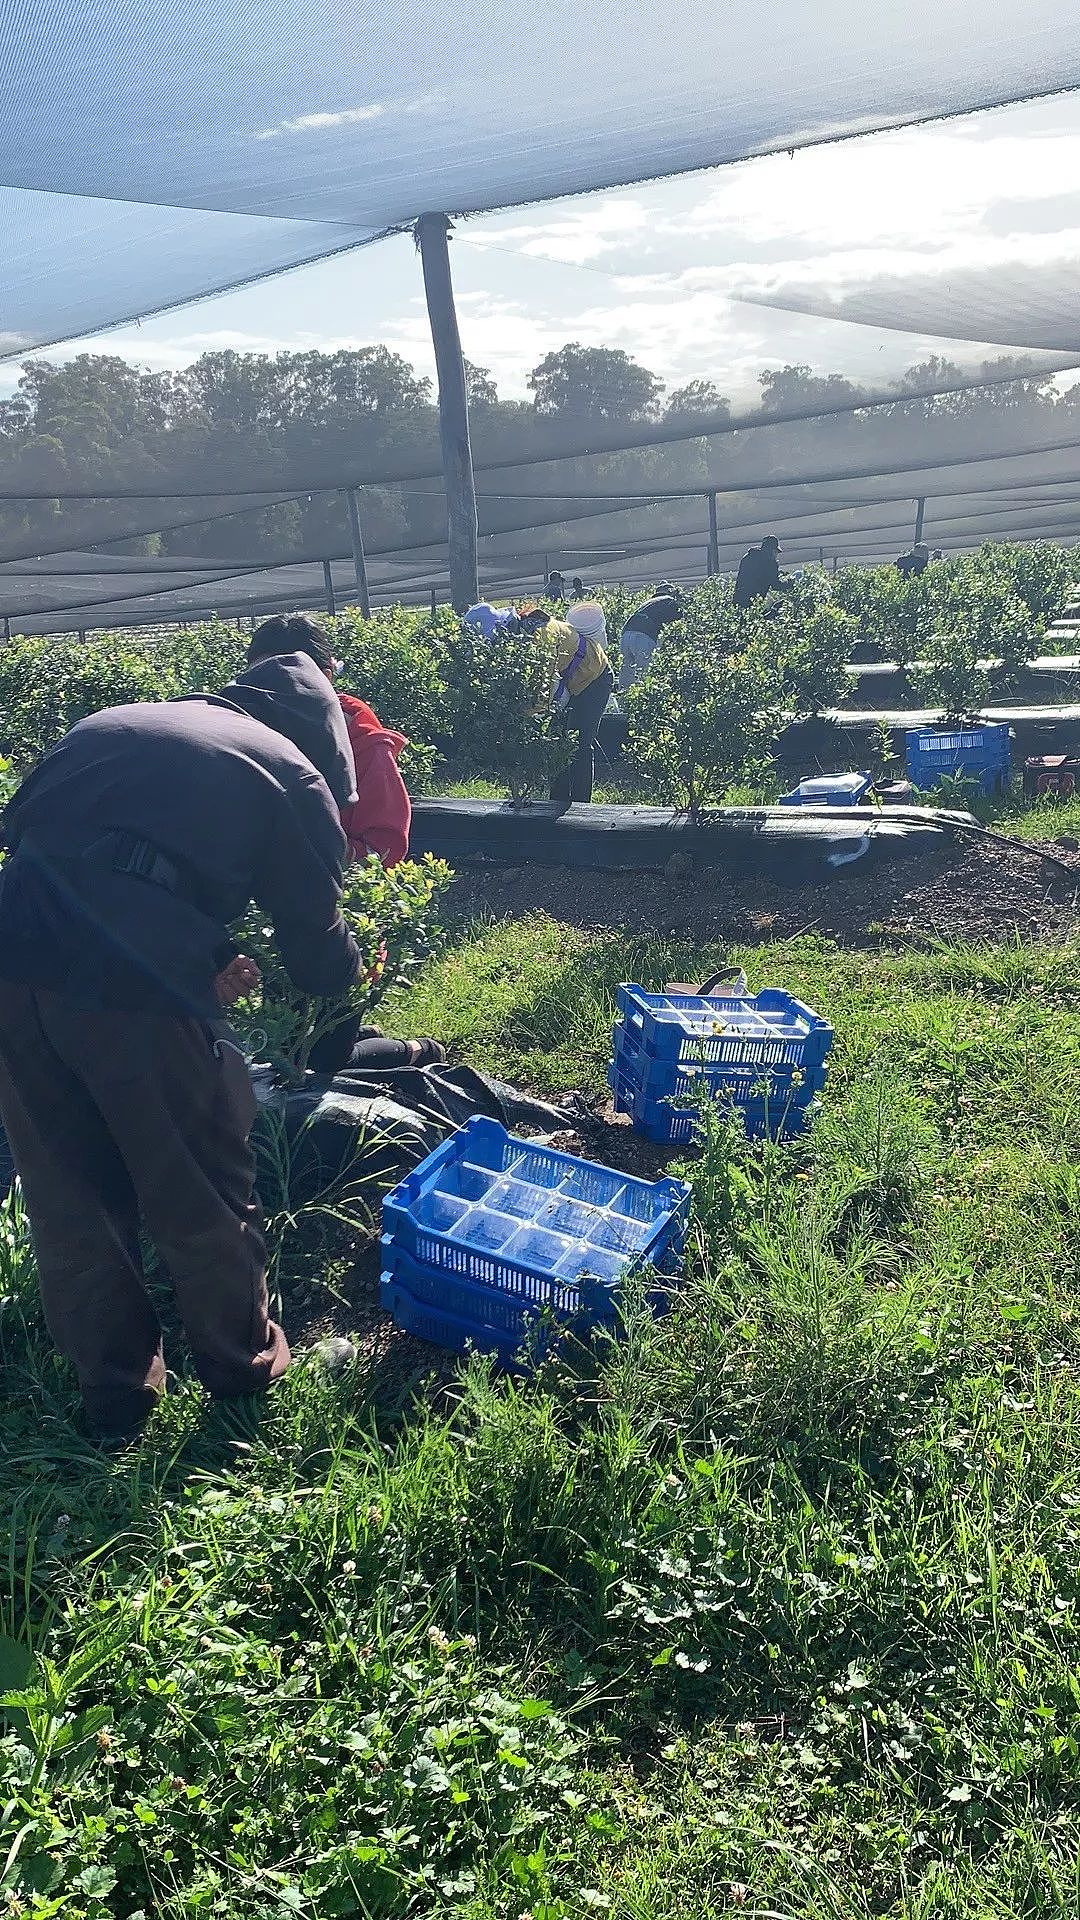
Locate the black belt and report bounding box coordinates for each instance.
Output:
[102,831,183,893]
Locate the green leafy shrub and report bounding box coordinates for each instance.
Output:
[916,557,1039,718]
[441,617,572,803]
[766,570,856,716]
[833,563,933,669]
[230,852,452,1084]
[0,620,245,763]
[625,581,781,819]
[975,538,1075,625]
[327,606,450,750]
[911,627,990,725]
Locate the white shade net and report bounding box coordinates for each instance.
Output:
[2,0,1080,350]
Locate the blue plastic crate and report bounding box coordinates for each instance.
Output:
[780,772,872,808]
[611,1020,826,1106]
[905,724,1011,792]
[907,723,1010,764]
[381,1270,531,1363]
[380,1245,670,1365]
[615,984,833,1073]
[382,1117,689,1312]
[609,1053,822,1145]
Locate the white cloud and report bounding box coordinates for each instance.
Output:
[463,199,653,264]
[256,104,384,140]
[256,93,443,140]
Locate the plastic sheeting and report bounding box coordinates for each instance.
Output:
[0,188,376,357]
[743,261,1080,355]
[3,0,1080,352]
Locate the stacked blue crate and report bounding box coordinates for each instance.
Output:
[609,984,833,1145]
[779,772,872,807]
[380,1116,690,1360]
[905,723,1011,795]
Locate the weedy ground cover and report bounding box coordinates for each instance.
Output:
[5,917,1080,1915]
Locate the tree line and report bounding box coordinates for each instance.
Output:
[0,342,1073,572]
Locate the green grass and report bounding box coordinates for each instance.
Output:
[6,917,1080,1915]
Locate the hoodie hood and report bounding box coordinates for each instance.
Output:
[221,652,358,807]
[338,692,407,760]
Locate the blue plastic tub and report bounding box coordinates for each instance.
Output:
[380,1269,530,1363]
[611,1019,825,1105]
[905,724,1011,793]
[380,1244,671,1365]
[382,1117,689,1313]
[780,772,872,807]
[615,984,833,1072]
[608,1052,822,1145]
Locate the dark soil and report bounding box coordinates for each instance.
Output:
[443,835,1080,949]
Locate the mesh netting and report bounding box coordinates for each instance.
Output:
[2,0,1079,350]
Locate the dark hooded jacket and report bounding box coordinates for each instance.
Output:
[734,544,782,609]
[0,652,361,1019]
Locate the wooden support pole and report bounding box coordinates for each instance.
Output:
[345,488,372,619]
[706,491,720,576]
[416,213,479,614]
[2,615,10,644]
[430,587,438,618]
[322,559,337,618]
[914,496,926,545]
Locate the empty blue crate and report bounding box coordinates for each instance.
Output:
[381,1117,690,1355]
[905,724,1011,794]
[780,772,872,808]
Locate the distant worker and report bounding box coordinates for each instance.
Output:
[734,535,787,611]
[0,651,362,1441]
[571,576,585,597]
[520,601,615,805]
[618,584,683,691]
[464,601,521,640]
[546,570,567,600]
[248,614,411,870]
[895,543,930,579]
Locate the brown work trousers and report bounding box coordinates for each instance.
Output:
[0,982,289,1431]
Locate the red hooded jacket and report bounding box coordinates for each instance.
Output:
[337,693,411,868]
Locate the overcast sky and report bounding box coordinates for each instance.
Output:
[9,91,1080,405]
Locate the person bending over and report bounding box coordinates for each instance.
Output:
[895,543,930,579]
[245,613,441,1078]
[734,535,788,611]
[248,614,411,869]
[0,652,362,1441]
[521,601,615,806]
[618,584,682,691]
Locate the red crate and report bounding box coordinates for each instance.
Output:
[1023,756,1080,801]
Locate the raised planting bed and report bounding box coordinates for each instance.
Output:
[409,795,975,880]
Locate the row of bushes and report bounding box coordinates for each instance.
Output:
[0,541,1076,814]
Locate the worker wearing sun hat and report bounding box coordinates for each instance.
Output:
[520,599,614,805]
